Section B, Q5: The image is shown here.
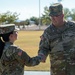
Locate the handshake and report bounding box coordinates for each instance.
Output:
[32,54,46,66]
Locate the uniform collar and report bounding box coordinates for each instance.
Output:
[5,42,13,46]
[51,21,68,34]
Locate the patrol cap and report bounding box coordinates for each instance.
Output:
[49,3,63,16]
[0,24,19,34]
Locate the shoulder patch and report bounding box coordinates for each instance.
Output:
[18,50,22,56]
[40,35,44,40]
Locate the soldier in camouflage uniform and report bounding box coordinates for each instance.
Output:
[0,24,40,75]
[37,3,75,75]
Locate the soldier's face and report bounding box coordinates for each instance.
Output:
[50,14,64,27]
[9,31,18,42]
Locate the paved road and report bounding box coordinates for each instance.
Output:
[24,71,50,75]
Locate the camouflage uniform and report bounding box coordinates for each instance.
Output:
[38,3,75,75]
[0,24,40,75]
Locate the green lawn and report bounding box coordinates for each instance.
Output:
[15,30,50,71]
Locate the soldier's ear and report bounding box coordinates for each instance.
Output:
[62,14,64,17]
[9,34,13,40]
[40,35,44,40]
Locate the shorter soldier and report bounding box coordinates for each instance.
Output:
[0,24,40,75]
[37,3,75,75]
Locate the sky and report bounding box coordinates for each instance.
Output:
[0,0,75,20]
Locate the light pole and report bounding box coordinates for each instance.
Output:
[39,0,41,30]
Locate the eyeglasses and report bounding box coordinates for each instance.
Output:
[50,15,60,17]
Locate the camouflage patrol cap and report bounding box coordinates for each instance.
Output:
[49,3,63,16]
[0,24,19,34]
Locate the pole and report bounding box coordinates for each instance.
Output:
[39,0,41,30]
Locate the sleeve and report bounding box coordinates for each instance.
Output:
[38,30,51,62]
[14,47,40,66]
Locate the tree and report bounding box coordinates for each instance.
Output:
[30,17,39,25]
[0,13,7,24]
[25,19,30,25]
[64,8,71,20]
[70,9,75,21]
[0,11,19,24]
[41,6,51,25]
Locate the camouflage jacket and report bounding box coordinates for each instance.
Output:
[0,42,40,75]
[38,21,75,75]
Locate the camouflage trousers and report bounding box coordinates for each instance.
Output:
[51,65,75,75]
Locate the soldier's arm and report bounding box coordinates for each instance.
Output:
[38,31,51,62]
[14,47,40,66]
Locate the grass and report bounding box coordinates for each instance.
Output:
[15,30,50,71]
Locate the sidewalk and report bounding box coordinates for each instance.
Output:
[24,71,50,75]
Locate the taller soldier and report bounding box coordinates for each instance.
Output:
[37,3,75,75]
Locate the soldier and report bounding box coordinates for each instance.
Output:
[37,3,75,75]
[0,24,40,75]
